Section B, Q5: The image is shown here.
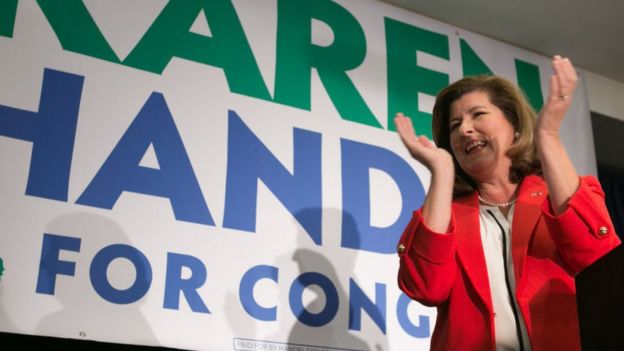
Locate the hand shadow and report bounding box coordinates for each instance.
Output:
[282,208,389,351]
[35,212,158,347]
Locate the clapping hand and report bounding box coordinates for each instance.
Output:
[394,112,453,173]
[536,55,578,136]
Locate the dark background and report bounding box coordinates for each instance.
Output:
[576,112,624,351]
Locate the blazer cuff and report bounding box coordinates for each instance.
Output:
[542,176,615,241]
[398,210,456,264]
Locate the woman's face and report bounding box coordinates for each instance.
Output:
[448,91,516,182]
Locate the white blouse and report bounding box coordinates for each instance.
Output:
[479,204,532,351]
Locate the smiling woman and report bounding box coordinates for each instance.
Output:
[432,75,541,199]
[448,91,518,195]
[395,56,621,351]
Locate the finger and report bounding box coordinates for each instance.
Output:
[394,114,408,133]
[560,58,578,88]
[394,112,410,127]
[403,114,414,130]
[394,113,408,131]
[417,135,434,148]
[395,116,416,143]
[546,75,560,102]
[552,56,578,100]
[552,56,569,97]
[396,114,415,134]
[395,116,429,155]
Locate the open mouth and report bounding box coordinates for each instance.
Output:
[465,140,487,154]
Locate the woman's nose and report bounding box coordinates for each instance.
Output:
[458,120,474,135]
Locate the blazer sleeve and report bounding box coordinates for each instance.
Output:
[542,175,621,274]
[397,209,457,306]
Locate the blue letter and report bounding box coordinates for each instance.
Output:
[223,111,322,243]
[341,139,425,253]
[397,293,430,338]
[36,233,81,294]
[90,244,152,304]
[163,253,210,313]
[76,92,214,226]
[349,279,386,334]
[239,265,278,321]
[289,272,338,327]
[0,69,83,202]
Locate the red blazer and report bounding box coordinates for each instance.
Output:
[397,175,620,351]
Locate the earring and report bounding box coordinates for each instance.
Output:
[514,132,520,140]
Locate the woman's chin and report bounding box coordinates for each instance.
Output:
[460,160,502,181]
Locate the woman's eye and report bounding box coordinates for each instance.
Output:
[449,122,459,131]
[474,111,486,118]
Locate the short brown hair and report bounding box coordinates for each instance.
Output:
[431,75,541,197]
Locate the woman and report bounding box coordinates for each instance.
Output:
[395,56,620,351]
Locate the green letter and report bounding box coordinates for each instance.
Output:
[37,0,120,63]
[460,39,492,77]
[274,0,380,128]
[386,18,449,137]
[515,59,544,111]
[0,0,18,38]
[461,40,543,112]
[124,0,270,100]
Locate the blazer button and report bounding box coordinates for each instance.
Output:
[397,243,406,254]
[599,226,609,236]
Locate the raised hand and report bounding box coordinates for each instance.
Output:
[394,112,453,172]
[535,55,580,214]
[536,55,578,136]
[395,112,454,232]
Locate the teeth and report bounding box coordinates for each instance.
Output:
[465,140,486,153]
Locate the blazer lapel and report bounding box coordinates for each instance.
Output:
[511,175,547,289]
[452,175,547,313]
[454,193,494,313]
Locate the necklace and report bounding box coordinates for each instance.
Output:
[478,195,516,207]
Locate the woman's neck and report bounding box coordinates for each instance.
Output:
[476,178,518,218]
[476,177,518,205]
